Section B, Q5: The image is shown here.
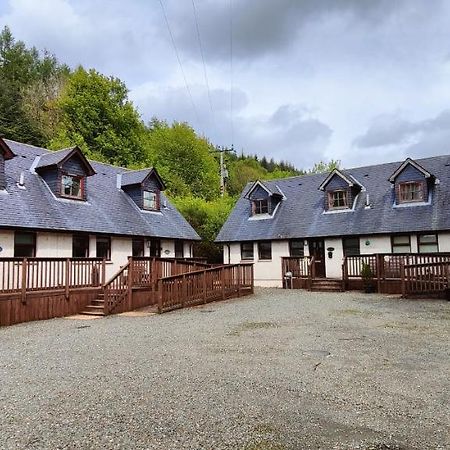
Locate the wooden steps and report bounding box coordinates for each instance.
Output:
[310,278,343,292]
[81,293,105,316]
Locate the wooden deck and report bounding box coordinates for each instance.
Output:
[0,257,254,326]
[282,253,450,298]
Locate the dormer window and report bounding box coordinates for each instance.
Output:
[254,198,269,215]
[143,190,158,210]
[398,181,424,203]
[61,174,84,199]
[328,190,348,209]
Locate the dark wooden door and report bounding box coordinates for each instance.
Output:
[309,239,325,278]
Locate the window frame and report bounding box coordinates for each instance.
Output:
[240,242,254,260]
[289,239,304,257]
[14,231,36,257]
[253,198,269,215]
[417,234,439,253]
[96,236,111,260]
[60,173,85,200]
[391,235,411,254]
[149,239,161,257]
[398,181,424,203]
[143,190,158,211]
[72,234,90,258]
[258,241,272,261]
[327,189,349,209]
[343,237,360,257]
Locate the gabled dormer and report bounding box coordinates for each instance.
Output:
[121,168,166,211]
[0,137,16,190]
[34,146,96,201]
[319,169,362,211]
[245,180,284,218]
[388,158,434,205]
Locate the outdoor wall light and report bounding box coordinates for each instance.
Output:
[327,247,334,259]
[365,240,370,246]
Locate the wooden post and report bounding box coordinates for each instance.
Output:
[181,274,186,308]
[237,265,241,297]
[101,258,106,286]
[401,262,406,297]
[203,269,207,304]
[65,258,70,300]
[376,254,382,293]
[21,258,27,304]
[127,257,133,308]
[221,267,225,300]
[157,278,163,313]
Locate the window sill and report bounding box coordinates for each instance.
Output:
[322,208,353,214]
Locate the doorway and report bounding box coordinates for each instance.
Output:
[309,239,326,278]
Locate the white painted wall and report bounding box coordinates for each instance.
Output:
[36,232,72,257]
[161,239,175,258]
[439,231,450,251]
[0,230,14,257]
[359,235,391,254]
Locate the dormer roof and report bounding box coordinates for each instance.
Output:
[0,137,16,160]
[35,146,96,176]
[388,157,432,183]
[318,169,362,191]
[121,168,166,190]
[245,180,284,199]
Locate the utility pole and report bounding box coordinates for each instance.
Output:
[211,146,235,197]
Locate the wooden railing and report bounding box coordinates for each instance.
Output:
[402,261,450,296]
[281,256,311,278]
[103,261,130,315]
[0,258,104,301]
[158,264,254,313]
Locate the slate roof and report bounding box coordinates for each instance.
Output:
[121,168,154,186]
[0,139,200,240]
[216,154,450,242]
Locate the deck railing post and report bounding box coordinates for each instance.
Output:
[181,273,186,308]
[65,258,70,300]
[128,256,133,307]
[221,266,225,300]
[203,270,207,303]
[21,258,27,304]
[401,262,406,297]
[157,278,163,313]
[237,265,241,297]
[101,258,106,287]
[376,254,382,293]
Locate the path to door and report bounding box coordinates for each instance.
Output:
[1,289,448,449]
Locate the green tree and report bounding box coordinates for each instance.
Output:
[49,67,146,166]
[0,26,67,145]
[145,120,220,200]
[308,159,341,174]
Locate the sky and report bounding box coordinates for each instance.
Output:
[1,0,450,170]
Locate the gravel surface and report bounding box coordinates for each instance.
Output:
[1,288,449,450]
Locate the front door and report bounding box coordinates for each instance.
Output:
[309,239,325,278]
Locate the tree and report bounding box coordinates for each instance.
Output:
[308,159,341,174]
[49,67,146,166]
[0,26,67,145]
[145,121,220,200]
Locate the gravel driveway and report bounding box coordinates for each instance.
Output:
[1,288,449,450]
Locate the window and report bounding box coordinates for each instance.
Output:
[343,237,360,256]
[61,174,83,199]
[418,234,438,253]
[73,234,89,258]
[258,241,272,260]
[14,231,36,257]
[96,236,111,260]
[328,190,348,209]
[241,242,254,260]
[253,199,269,215]
[398,182,424,203]
[391,235,411,254]
[143,191,158,210]
[132,238,145,257]
[289,239,304,257]
[149,239,161,257]
[175,241,184,258]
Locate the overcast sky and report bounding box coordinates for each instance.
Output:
[1,0,450,170]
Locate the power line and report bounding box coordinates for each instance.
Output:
[191,0,215,128]
[229,0,234,150]
[158,0,201,129]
